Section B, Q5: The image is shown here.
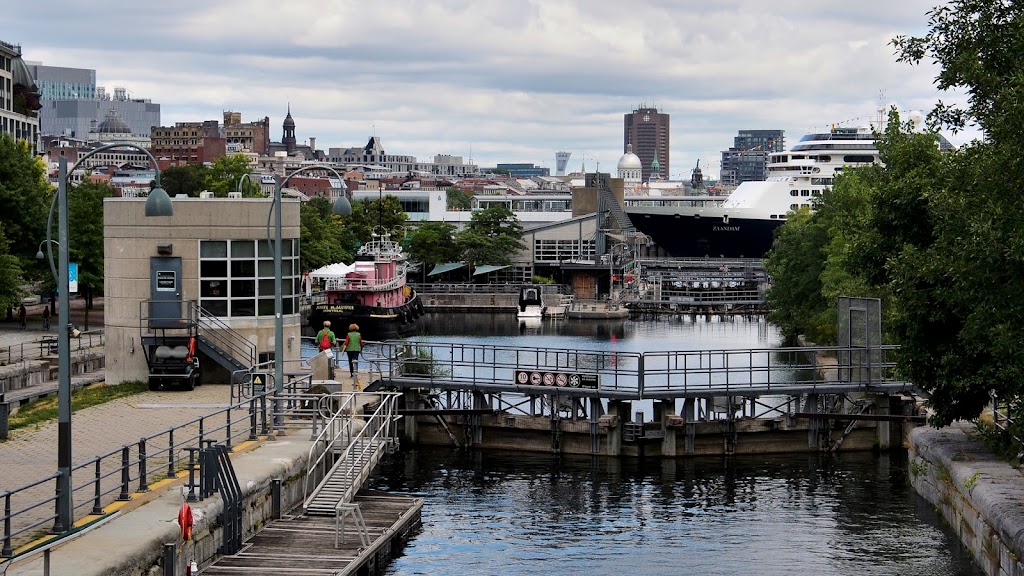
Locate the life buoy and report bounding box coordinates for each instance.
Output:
[178,502,194,541]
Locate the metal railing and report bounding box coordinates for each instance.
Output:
[0,331,104,366]
[0,394,273,558]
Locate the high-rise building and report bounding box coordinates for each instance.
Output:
[555,151,571,176]
[1,40,40,154]
[719,129,785,186]
[27,63,159,139]
[623,105,669,183]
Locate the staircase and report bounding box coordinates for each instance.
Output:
[303,393,401,517]
[598,178,637,237]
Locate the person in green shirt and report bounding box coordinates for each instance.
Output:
[315,320,336,379]
[341,323,362,377]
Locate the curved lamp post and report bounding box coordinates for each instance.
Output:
[43,143,172,533]
[239,164,350,432]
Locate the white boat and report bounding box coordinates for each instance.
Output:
[626,124,886,258]
[517,285,545,318]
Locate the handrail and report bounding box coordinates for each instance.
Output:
[192,302,257,368]
[0,331,104,366]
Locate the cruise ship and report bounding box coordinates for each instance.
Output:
[625,125,883,258]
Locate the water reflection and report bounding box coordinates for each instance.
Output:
[373,448,982,576]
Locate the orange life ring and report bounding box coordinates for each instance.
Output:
[178,502,194,541]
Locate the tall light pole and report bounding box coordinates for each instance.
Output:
[45,144,172,533]
[249,165,351,432]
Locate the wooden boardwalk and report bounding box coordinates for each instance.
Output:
[201,493,422,575]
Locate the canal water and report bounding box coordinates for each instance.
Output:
[362,313,983,575]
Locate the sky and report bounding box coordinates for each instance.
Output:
[6,0,973,180]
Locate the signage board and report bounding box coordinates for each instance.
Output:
[514,369,598,390]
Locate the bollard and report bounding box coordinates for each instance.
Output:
[162,542,176,576]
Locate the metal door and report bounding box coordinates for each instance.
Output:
[150,257,183,328]
[837,296,881,384]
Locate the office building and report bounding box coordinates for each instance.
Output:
[555,151,571,176]
[623,105,669,183]
[1,40,40,153]
[720,129,785,186]
[150,120,226,165]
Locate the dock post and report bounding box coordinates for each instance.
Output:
[683,398,696,454]
[876,394,891,450]
[656,400,677,457]
[403,390,418,443]
[805,393,821,449]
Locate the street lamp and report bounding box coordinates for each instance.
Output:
[43,145,172,533]
[240,165,350,432]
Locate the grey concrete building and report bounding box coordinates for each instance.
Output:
[103,197,302,386]
[624,105,669,183]
[719,129,785,186]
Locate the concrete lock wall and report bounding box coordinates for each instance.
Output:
[908,424,1024,576]
[103,197,303,386]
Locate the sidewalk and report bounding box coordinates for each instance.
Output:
[0,297,102,349]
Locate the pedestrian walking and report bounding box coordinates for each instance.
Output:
[18,303,26,329]
[42,306,50,330]
[315,320,336,379]
[341,323,362,378]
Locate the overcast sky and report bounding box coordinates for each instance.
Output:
[7,0,970,179]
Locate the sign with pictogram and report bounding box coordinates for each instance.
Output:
[514,370,598,390]
[251,373,269,395]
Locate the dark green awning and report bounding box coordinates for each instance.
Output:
[428,262,466,276]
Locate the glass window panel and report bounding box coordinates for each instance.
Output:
[200,260,228,277]
[284,297,294,315]
[258,239,273,258]
[258,279,276,297]
[200,279,226,298]
[282,239,293,256]
[231,299,256,317]
[258,298,275,316]
[283,259,293,276]
[231,260,256,277]
[258,260,274,276]
[231,279,255,298]
[231,240,255,258]
[201,299,228,316]
[200,241,227,258]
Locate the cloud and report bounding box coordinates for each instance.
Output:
[5,0,972,178]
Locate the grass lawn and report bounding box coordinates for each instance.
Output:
[6,381,149,434]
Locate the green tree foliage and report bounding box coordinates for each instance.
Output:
[346,194,408,244]
[299,197,356,272]
[0,134,51,271]
[160,164,207,197]
[407,221,460,271]
[66,180,113,328]
[0,228,23,311]
[206,155,257,197]
[446,188,473,210]
[456,206,525,278]
[764,209,831,343]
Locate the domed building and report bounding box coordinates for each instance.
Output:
[617,144,643,191]
[88,109,149,147]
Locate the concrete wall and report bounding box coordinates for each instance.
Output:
[909,424,1024,576]
[103,197,303,385]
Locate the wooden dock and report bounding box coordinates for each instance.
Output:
[200,492,422,575]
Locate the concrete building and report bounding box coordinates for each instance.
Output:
[223,111,270,155]
[327,136,479,177]
[103,197,302,386]
[624,105,669,183]
[29,62,161,139]
[719,129,785,186]
[1,40,40,153]
[494,163,550,177]
[555,151,571,176]
[150,120,226,165]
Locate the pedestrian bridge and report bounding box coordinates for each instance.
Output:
[362,340,914,400]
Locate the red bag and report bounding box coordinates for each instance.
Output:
[319,330,331,351]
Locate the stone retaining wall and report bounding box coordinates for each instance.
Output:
[0,349,106,394]
[908,424,1024,576]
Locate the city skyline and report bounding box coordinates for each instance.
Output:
[6,0,975,179]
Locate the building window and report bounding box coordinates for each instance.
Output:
[198,238,299,318]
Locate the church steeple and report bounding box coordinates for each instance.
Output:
[282,104,296,153]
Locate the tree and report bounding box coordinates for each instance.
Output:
[407,221,460,280]
[0,229,23,312]
[446,188,472,211]
[206,155,256,197]
[456,206,525,280]
[886,1,1024,425]
[160,164,207,197]
[299,197,357,273]
[0,134,51,270]
[346,194,408,245]
[66,180,114,329]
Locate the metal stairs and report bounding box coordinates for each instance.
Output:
[598,178,637,237]
[302,393,401,521]
[195,335,248,373]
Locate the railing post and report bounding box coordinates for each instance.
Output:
[248,398,258,441]
[91,457,103,515]
[167,429,176,479]
[225,406,233,450]
[50,474,65,534]
[138,438,150,493]
[184,447,199,502]
[198,417,204,447]
[3,492,13,557]
[118,446,131,501]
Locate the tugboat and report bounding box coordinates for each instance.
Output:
[308,231,423,340]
